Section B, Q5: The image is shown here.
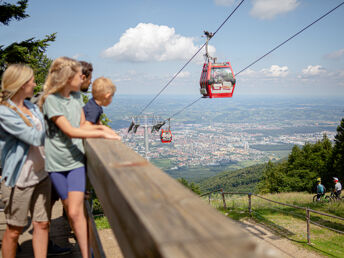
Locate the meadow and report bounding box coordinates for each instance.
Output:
[202,192,344,257]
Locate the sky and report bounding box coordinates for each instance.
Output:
[1,0,344,98]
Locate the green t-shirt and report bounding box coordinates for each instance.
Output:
[43,92,85,172]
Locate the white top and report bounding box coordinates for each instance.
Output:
[335,182,342,191]
[16,114,48,187]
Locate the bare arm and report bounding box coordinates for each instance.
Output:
[52,115,119,140]
[79,110,121,140]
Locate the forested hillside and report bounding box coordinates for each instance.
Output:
[199,163,266,193]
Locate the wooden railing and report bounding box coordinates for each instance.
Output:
[84,138,275,258]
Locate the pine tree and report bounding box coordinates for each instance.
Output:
[0,0,55,87]
[0,0,28,25]
[332,118,344,182]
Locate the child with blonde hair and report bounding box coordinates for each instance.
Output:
[0,64,51,258]
[40,57,119,258]
[83,76,116,125]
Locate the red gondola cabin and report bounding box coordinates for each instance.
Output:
[200,62,236,98]
[160,129,172,143]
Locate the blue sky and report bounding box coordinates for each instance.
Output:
[1,0,344,97]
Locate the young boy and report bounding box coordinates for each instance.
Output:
[83,76,116,125]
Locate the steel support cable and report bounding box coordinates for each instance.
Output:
[236,1,344,76]
[166,96,203,121]
[137,0,246,117]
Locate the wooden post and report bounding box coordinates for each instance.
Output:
[306,208,311,245]
[221,188,227,209]
[248,193,252,217]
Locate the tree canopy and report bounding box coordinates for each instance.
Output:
[0,0,28,25]
[0,0,55,87]
[332,118,344,183]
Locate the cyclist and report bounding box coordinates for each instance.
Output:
[316,178,326,201]
[333,177,342,199]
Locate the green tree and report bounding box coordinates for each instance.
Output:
[0,0,55,88]
[258,161,288,193]
[259,134,333,194]
[332,118,344,183]
[177,178,201,195]
[0,0,28,25]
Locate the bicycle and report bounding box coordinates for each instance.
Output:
[328,191,342,202]
[312,193,331,203]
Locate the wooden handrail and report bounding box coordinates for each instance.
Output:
[84,138,274,258]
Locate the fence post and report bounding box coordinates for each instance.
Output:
[221,188,226,209]
[306,208,310,245]
[208,193,211,204]
[248,193,252,217]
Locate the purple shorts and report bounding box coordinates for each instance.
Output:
[49,167,86,200]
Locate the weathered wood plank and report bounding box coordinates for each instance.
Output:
[85,139,274,258]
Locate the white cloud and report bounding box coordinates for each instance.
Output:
[102,23,214,62]
[214,0,235,6]
[261,65,289,77]
[302,65,326,76]
[325,49,344,60]
[250,0,300,20]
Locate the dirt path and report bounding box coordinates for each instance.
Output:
[237,219,324,258]
[98,229,123,258]
[97,218,324,258]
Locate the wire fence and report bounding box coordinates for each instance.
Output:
[201,189,344,244]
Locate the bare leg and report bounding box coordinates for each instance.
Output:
[32,221,49,258]
[2,225,23,258]
[66,191,89,258]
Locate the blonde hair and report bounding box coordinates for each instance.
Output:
[0,64,34,127]
[92,77,116,100]
[40,56,81,107]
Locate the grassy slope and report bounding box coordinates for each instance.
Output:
[204,192,344,257]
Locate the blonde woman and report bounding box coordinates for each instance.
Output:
[0,64,51,258]
[40,57,119,258]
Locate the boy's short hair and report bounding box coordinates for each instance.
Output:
[92,77,116,100]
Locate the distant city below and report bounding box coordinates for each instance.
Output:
[104,95,344,177]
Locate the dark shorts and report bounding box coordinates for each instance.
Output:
[317,193,324,199]
[49,167,86,201]
[335,190,342,198]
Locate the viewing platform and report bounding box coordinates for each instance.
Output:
[0,139,282,257]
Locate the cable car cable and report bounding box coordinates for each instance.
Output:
[168,96,203,121]
[136,0,245,117]
[158,1,344,123]
[235,1,344,76]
